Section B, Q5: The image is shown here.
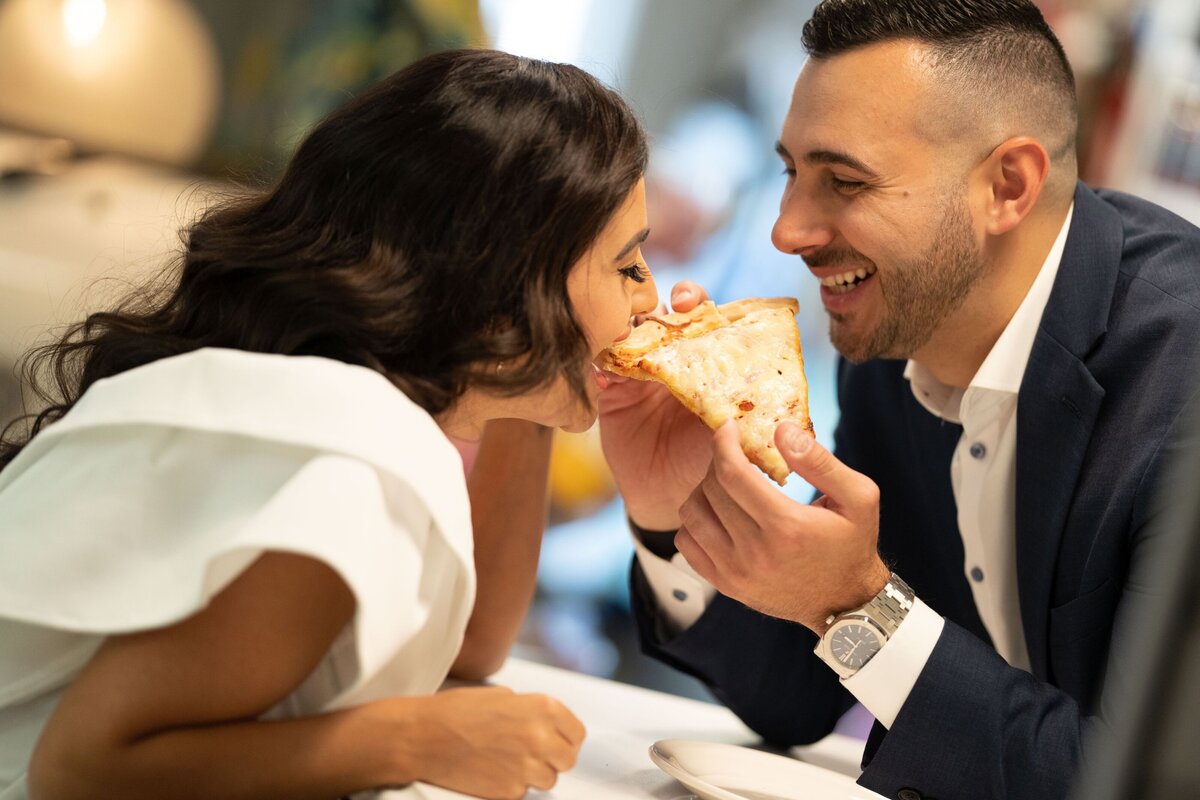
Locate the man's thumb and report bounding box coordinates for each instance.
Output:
[776,422,848,501]
[777,422,814,460]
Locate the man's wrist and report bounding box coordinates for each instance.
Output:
[628,516,679,561]
[815,558,892,636]
[815,570,917,680]
[621,496,684,533]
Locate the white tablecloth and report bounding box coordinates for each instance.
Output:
[388,658,866,799]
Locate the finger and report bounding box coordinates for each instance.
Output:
[775,423,878,522]
[678,483,735,563]
[707,420,779,519]
[529,762,559,792]
[673,524,720,586]
[669,281,711,312]
[543,734,580,772]
[551,703,586,749]
[700,462,759,541]
[596,374,658,413]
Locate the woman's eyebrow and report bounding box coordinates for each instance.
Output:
[614,228,650,262]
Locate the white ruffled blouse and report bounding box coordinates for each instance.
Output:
[0,348,476,798]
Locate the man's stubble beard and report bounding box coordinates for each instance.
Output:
[829,191,985,363]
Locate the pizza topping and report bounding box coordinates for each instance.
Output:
[600,296,812,485]
[643,316,688,331]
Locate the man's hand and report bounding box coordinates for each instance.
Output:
[674,420,890,634]
[598,281,714,531]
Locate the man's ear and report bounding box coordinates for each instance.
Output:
[975,137,1050,236]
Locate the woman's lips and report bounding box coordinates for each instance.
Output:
[592,363,610,390]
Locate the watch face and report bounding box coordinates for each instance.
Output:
[829,622,883,670]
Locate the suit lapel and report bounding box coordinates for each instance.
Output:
[1015,184,1123,678]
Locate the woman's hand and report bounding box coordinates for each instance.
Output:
[396,686,585,799]
[598,281,715,531]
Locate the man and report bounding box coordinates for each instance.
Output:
[598,1,1200,798]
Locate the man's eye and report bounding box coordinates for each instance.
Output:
[780,166,796,178]
[830,176,866,193]
[619,264,650,283]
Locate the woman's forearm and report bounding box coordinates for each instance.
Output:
[454,419,553,679]
[30,698,421,800]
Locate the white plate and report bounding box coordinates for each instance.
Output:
[649,739,886,800]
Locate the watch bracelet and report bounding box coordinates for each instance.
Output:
[867,572,916,634]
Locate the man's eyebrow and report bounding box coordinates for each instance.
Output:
[614,228,650,262]
[775,141,880,179]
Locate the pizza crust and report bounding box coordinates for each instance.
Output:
[600,297,813,485]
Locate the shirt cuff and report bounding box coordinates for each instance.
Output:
[630,525,717,634]
[839,597,944,729]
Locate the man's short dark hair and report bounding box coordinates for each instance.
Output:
[803,0,1078,158]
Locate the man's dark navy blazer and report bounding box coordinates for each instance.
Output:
[631,183,1200,800]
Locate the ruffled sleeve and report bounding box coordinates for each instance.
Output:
[0,349,475,712]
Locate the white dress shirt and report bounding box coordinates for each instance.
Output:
[0,348,476,799]
[635,204,1075,728]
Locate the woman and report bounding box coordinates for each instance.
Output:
[0,49,657,799]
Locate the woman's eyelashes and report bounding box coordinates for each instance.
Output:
[619,263,651,283]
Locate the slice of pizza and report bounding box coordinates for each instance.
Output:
[601,297,813,485]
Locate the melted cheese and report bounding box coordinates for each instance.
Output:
[637,307,810,485]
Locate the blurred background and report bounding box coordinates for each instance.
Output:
[0,0,1198,724]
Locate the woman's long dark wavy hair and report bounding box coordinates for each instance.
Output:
[0,49,648,469]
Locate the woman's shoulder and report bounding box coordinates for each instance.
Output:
[76,348,412,428]
[4,348,470,541]
[53,348,454,470]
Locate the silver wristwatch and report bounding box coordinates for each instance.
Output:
[815,572,915,680]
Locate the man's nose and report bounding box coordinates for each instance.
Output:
[771,187,835,255]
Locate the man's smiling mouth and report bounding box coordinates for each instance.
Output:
[820,263,878,294]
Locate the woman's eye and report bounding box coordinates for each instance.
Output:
[619,264,650,283]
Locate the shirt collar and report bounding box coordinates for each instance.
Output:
[906,202,1075,420]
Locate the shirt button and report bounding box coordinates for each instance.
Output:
[898,789,923,800]
[971,566,985,582]
[969,442,987,459]
[672,589,688,602]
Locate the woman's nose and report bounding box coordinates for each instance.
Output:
[633,269,659,316]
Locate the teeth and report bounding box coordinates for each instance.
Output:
[820,264,876,288]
